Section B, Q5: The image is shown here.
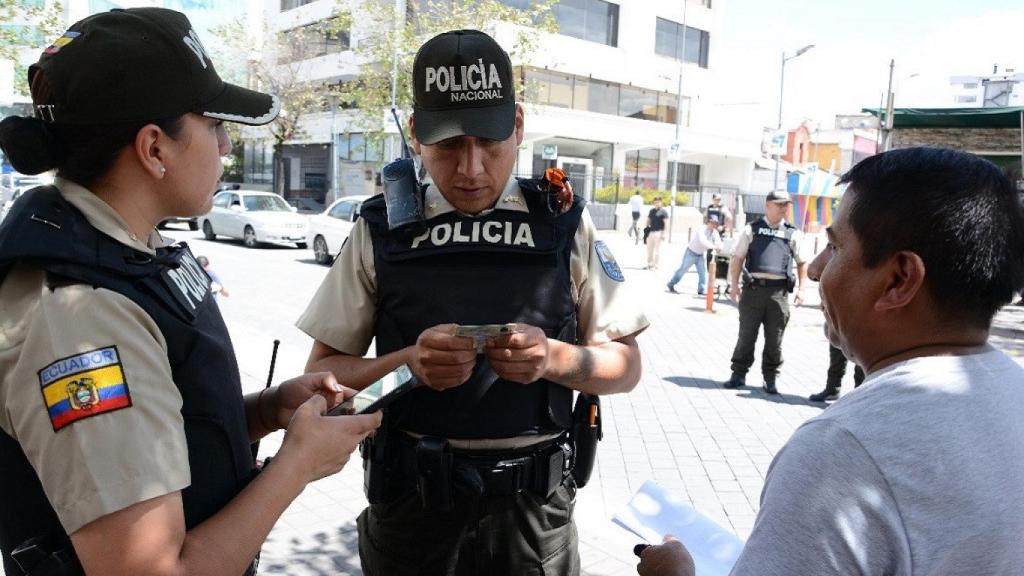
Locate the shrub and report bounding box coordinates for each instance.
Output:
[593,184,691,207]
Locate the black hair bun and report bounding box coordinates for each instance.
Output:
[0,115,64,175]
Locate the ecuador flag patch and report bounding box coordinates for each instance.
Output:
[38,346,132,432]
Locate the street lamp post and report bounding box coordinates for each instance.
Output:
[667,0,688,243]
[773,44,814,192]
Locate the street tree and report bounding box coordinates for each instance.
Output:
[0,0,64,99]
[335,0,558,149]
[213,13,352,194]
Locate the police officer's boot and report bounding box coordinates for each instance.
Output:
[762,374,779,395]
[809,381,840,402]
[722,372,745,389]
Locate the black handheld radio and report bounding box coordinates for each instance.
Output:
[381,108,426,236]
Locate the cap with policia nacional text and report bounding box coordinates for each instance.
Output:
[412,29,515,145]
[29,8,279,126]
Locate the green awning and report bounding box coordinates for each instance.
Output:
[864,107,1024,129]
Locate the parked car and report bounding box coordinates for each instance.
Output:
[289,197,325,214]
[199,190,309,248]
[159,184,242,230]
[307,195,370,264]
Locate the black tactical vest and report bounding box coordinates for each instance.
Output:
[361,180,584,439]
[0,187,254,572]
[706,204,724,225]
[745,217,796,278]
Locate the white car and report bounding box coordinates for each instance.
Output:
[307,195,370,265]
[200,190,309,248]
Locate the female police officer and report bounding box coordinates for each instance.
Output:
[0,8,380,575]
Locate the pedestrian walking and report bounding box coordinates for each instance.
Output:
[666,215,722,295]
[197,255,230,298]
[628,190,644,243]
[645,196,669,270]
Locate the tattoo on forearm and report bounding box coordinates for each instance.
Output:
[565,346,595,384]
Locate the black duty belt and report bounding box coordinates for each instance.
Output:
[398,435,571,500]
[745,278,788,288]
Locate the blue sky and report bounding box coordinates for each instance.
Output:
[714,0,1024,127]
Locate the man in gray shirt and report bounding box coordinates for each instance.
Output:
[638,147,1024,576]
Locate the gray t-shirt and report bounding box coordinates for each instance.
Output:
[732,346,1024,575]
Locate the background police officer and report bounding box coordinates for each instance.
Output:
[0,10,379,575]
[722,190,806,394]
[298,29,648,576]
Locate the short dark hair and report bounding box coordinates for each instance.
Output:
[840,147,1024,327]
[653,196,662,202]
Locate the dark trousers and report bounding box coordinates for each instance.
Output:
[730,284,790,379]
[358,482,579,576]
[827,345,864,388]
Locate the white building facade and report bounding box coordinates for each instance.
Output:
[253,0,762,222]
[949,71,1024,108]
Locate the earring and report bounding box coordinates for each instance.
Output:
[159,166,166,175]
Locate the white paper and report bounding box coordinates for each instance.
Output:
[612,480,745,576]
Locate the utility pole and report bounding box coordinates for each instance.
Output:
[882,59,895,152]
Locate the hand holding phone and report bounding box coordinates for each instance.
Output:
[327,365,416,416]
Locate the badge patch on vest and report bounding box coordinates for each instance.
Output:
[37,346,132,432]
[594,240,624,282]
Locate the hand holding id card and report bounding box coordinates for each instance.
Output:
[455,324,518,352]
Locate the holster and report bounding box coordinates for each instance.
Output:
[8,536,83,576]
[415,437,454,512]
[569,393,602,488]
[362,409,398,505]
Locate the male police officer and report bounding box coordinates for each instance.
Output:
[297,30,648,576]
[722,190,806,394]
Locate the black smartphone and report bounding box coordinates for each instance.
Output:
[327,365,416,416]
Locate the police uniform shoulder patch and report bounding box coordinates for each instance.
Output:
[594,240,624,282]
[37,346,132,432]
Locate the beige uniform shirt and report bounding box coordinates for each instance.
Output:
[0,180,190,534]
[731,218,805,280]
[298,177,649,357]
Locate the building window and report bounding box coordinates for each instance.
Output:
[279,18,349,63]
[962,82,978,89]
[655,17,710,68]
[624,148,660,189]
[956,95,977,103]
[554,0,619,47]
[656,92,691,126]
[668,162,701,190]
[573,77,619,115]
[619,85,658,121]
[522,67,684,125]
[280,0,314,10]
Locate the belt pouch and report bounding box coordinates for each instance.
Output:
[535,442,566,498]
[416,436,453,512]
